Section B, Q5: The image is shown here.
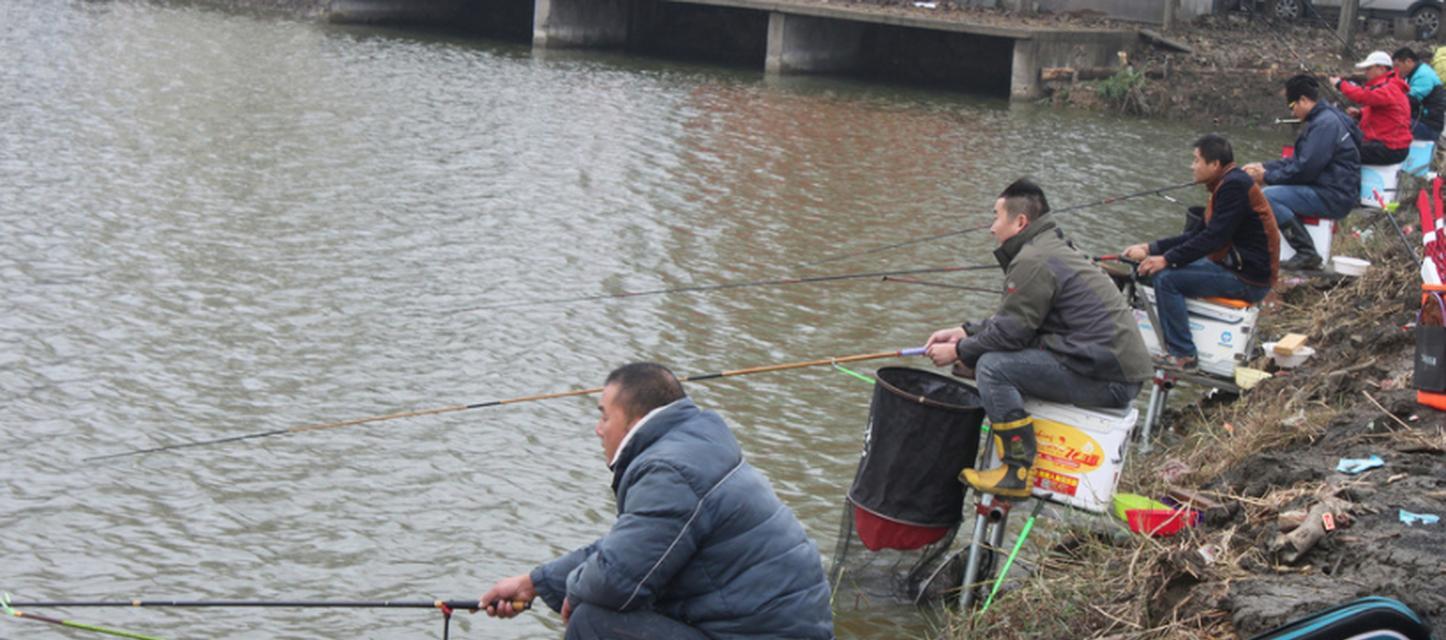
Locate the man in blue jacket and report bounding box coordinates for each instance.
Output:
[479,362,834,640]
[1243,75,1362,271]
[1125,134,1279,370]
[1393,47,1446,141]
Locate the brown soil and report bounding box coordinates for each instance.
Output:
[956,225,1446,638]
[1114,12,1433,128]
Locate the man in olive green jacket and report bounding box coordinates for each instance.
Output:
[924,179,1152,497]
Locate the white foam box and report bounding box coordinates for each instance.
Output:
[1132,286,1261,378]
[1024,399,1137,513]
[1278,216,1335,264]
[1360,162,1402,207]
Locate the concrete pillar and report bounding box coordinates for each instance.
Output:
[1010,39,1041,101]
[764,12,864,74]
[533,0,631,48]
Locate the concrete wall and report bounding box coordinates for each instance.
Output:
[1035,0,1217,23]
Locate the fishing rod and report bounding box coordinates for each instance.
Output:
[3,597,532,640]
[794,223,991,269]
[798,181,1201,268]
[3,599,530,610]
[879,275,1002,294]
[1243,0,1349,102]
[85,347,929,462]
[4,602,161,640]
[1371,190,1424,270]
[463,264,996,311]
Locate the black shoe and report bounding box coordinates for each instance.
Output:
[1282,252,1323,271]
[1153,354,1198,371]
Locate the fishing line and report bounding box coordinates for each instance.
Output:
[879,275,1003,293]
[460,265,997,311]
[85,348,928,462]
[797,181,1200,269]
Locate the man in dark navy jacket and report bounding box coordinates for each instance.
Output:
[1125,134,1280,370]
[1243,75,1362,271]
[479,363,834,640]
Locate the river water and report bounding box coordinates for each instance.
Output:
[1,2,1289,638]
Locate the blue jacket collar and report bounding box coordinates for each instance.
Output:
[610,397,699,491]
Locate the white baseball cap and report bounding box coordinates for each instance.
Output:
[1355,50,1394,69]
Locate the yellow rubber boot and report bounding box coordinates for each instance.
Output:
[960,416,1037,498]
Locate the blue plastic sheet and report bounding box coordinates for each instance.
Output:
[1335,455,1385,475]
[1399,510,1441,526]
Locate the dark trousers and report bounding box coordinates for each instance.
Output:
[1412,120,1442,142]
[974,349,1140,423]
[1360,139,1410,165]
[566,603,709,640]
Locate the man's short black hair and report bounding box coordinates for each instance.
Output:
[1193,133,1234,166]
[605,362,686,419]
[1285,74,1320,103]
[1393,47,1420,63]
[998,177,1050,220]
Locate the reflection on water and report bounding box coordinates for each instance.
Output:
[0,2,1287,638]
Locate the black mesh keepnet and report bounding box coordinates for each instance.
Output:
[847,367,985,527]
[831,367,986,607]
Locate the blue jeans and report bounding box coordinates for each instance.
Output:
[974,350,1141,423]
[1151,259,1270,358]
[1262,184,1343,225]
[565,603,709,640]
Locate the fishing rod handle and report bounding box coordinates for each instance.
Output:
[475,598,533,612]
[899,347,926,357]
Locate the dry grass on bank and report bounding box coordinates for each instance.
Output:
[944,219,1445,639]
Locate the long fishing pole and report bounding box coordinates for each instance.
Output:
[4,597,532,640]
[880,275,1002,294]
[1,598,532,609]
[794,223,991,269]
[798,181,1200,268]
[3,599,529,610]
[464,264,995,311]
[85,347,928,462]
[3,601,162,640]
[1243,1,1348,102]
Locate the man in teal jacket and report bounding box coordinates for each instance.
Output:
[1393,47,1446,141]
[479,363,834,639]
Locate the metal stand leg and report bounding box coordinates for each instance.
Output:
[1140,369,1164,454]
[1140,368,1178,454]
[959,431,1021,611]
[959,493,994,610]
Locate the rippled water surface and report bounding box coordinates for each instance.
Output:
[1,2,1288,637]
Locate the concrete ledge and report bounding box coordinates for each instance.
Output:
[671,0,1136,40]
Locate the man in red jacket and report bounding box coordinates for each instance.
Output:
[1332,50,1412,165]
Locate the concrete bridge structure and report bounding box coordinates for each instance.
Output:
[328,0,1141,99]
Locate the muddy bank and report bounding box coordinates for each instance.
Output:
[1062,12,1436,127]
[962,224,1445,638]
